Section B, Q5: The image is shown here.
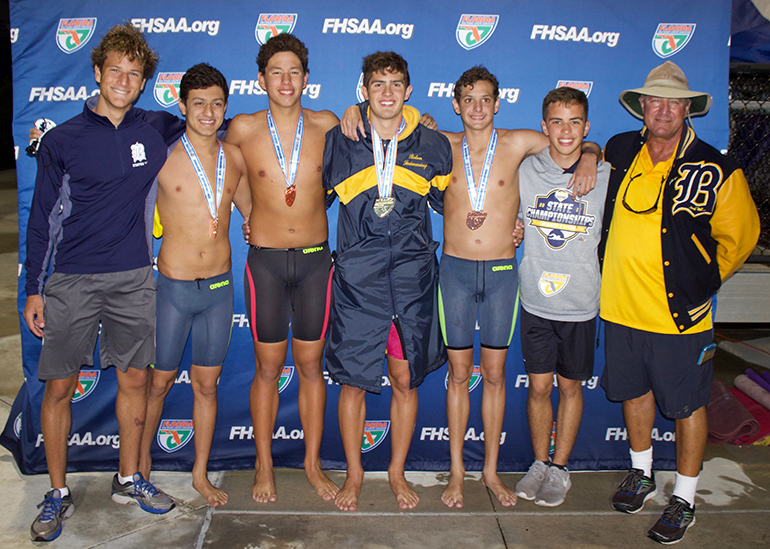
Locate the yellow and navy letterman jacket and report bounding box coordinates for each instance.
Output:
[322,104,452,393]
[599,125,760,333]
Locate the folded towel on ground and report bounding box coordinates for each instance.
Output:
[706,381,759,444]
[735,374,770,411]
[731,386,770,445]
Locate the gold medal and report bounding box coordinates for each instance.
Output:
[374,197,396,218]
[466,211,487,230]
[285,184,296,207]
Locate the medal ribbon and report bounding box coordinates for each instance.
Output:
[462,130,498,212]
[371,117,407,199]
[181,133,225,223]
[267,109,304,191]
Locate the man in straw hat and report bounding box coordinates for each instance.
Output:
[597,61,759,544]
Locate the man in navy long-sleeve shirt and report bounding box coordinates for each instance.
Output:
[24,24,181,542]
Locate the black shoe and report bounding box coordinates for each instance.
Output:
[611,468,657,514]
[647,495,696,545]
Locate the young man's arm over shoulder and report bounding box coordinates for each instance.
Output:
[226,142,252,219]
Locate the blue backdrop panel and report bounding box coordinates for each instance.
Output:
[2,0,731,474]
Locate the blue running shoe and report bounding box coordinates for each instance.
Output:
[30,489,75,542]
[111,472,175,514]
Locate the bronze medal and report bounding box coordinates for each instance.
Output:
[374,197,396,218]
[212,217,219,236]
[466,211,487,230]
[285,184,296,207]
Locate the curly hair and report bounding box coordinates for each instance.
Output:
[180,63,229,104]
[453,66,499,103]
[90,23,159,80]
[542,87,588,121]
[362,51,410,88]
[257,33,309,74]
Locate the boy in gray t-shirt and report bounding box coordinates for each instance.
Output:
[514,87,610,507]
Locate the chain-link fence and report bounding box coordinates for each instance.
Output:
[729,63,770,262]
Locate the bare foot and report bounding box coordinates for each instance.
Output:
[305,461,339,501]
[482,472,517,507]
[441,472,465,508]
[335,470,363,511]
[389,468,419,509]
[252,465,277,503]
[193,473,229,507]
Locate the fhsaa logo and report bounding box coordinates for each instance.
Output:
[71,370,100,403]
[56,18,97,54]
[444,365,483,392]
[652,23,695,58]
[154,72,184,108]
[456,14,499,50]
[557,80,593,97]
[157,419,194,453]
[278,366,295,394]
[361,420,390,453]
[355,73,365,103]
[539,272,570,297]
[14,413,22,439]
[255,13,297,45]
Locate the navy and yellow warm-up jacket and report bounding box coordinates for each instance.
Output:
[322,104,452,393]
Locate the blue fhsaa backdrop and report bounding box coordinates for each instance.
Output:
[2,0,731,474]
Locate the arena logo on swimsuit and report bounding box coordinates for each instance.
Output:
[56,18,97,54]
[652,23,695,58]
[361,420,390,453]
[157,419,194,453]
[71,370,100,403]
[154,73,184,108]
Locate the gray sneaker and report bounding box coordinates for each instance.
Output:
[111,473,175,514]
[515,460,549,500]
[535,465,571,507]
[30,489,75,542]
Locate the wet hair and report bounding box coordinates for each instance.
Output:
[454,66,499,102]
[542,87,589,121]
[90,23,159,80]
[362,51,410,88]
[257,33,309,74]
[180,63,229,104]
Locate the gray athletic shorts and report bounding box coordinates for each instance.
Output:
[38,266,156,380]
